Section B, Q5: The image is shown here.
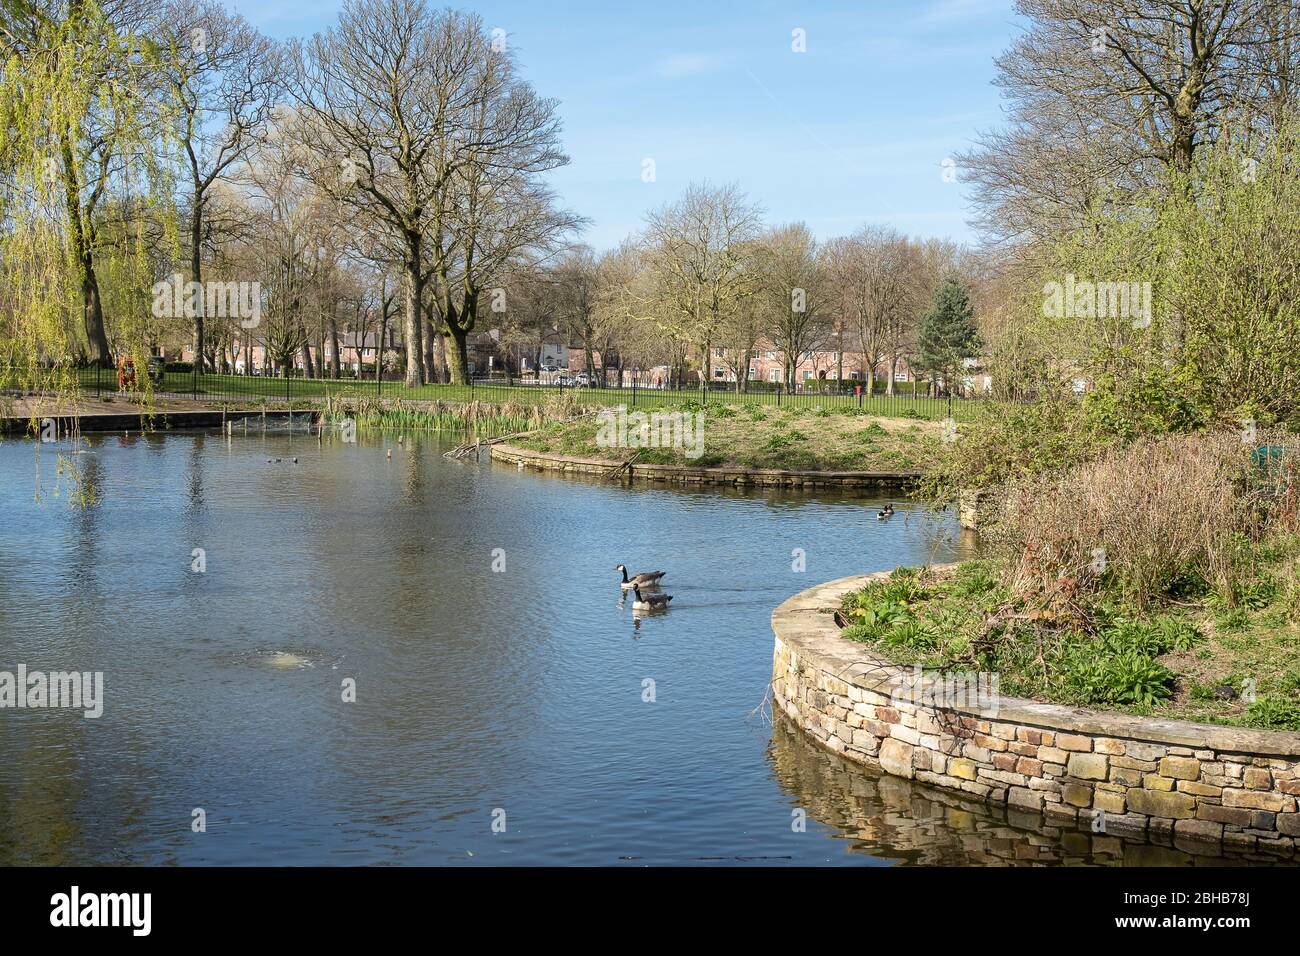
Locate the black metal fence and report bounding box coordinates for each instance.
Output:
[2,365,987,423]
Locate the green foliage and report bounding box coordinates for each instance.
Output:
[1081,364,1209,440]
[1243,696,1300,732]
[1057,643,1176,708]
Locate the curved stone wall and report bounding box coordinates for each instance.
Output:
[490,442,917,489]
[771,571,1300,855]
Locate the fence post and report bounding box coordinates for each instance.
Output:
[285,369,290,405]
[192,363,198,402]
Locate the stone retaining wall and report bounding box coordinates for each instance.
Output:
[490,442,917,489]
[771,570,1300,856]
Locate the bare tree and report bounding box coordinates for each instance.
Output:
[961,0,1299,244]
[157,0,280,371]
[642,182,762,387]
[757,222,826,390]
[287,0,464,388]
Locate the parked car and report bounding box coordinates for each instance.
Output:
[574,372,591,387]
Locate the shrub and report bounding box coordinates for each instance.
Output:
[984,431,1260,607]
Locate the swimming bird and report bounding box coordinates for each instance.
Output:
[616,564,667,589]
[877,503,895,520]
[631,585,672,611]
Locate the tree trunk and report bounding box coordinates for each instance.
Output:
[402,245,425,388]
[329,308,340,379]
[191,195,205,373]
[446,326,470,384]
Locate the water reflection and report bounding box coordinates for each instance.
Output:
[769,717,1285,866]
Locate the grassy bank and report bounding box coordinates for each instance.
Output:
[512,402,943,472]
[840,557,1300,731]
[839,432,1300,731]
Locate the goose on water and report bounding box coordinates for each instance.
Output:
[616,564,667,590]
[631,585,672,611]
[877,503,895,520]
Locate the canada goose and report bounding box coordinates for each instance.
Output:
[877,503,895,520]
[615,564,666,589]
[631,585,672,611]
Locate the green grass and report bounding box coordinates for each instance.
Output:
[838,557,1300,731]
[45,368,985,423]
[512,402,946,472]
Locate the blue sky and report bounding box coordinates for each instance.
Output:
[228,0,1023,249]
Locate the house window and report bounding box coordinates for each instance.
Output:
[713,347,724,358]
[713,367,725,378]
[768,369,779,382]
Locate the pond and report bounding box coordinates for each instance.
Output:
[0,426,1242,865]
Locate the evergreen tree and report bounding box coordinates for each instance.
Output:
[917,278,980,395]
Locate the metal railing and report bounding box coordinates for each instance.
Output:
[2,365,988,423]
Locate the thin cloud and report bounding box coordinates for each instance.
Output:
[653,52,732,79]
[919,0,1012,26]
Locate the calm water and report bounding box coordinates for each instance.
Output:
[0,426,1242,865]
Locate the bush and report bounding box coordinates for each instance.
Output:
[984,431,1260,607]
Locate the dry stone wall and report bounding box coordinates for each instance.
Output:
[771,571,1300,856]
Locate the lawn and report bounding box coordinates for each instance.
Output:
[49,368,984,423]
[512,402,945,472]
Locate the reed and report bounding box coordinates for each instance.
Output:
[318,395,554,437]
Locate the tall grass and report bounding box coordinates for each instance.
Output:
[319,395,547,437]
[984,431,1274,608]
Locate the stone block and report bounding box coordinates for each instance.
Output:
[1223,790,1294,812]
[1197,804,1252,827]
[948,757,977,781]
[1244,767,1272,790]
[1062,783,1093,807]
[1126,788,1195,819]
[1068,752,1109,780]
[1174,819,1224,843]
[1159,756,1201,780]
[879,738,915,779]
[1008,786,1043,811]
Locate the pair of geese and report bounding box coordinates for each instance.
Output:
[876,503,896,521]
[614,564,672,611]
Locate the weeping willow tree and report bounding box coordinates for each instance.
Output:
[1,0,175,396]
